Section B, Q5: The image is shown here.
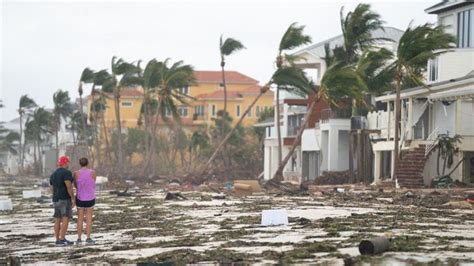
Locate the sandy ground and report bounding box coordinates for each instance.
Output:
[0,178,474,265]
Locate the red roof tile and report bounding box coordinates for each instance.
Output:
[194,71,258,84]
[241,85,274,97]
[103,88,143,98]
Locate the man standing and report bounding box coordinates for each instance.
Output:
[50,155,75,246]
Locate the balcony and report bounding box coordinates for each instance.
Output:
[320,108,351,124]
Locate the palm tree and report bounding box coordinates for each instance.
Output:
[25,107,52,174]
[219,35,245,116]
[337,3,389,115]
[272,60,365,181]
[52,90,73,161]
[90,95,109,168]
[17,95,37,172]
[102,56,140,172]
[142,59,195,175]
[435,134,462,176]
[275,23,312,165]
[339,3,386,64]
[392,23,455,181]
[78,68,94,143]
[0,132,20,156]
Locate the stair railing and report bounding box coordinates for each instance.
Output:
[425,127,440,157]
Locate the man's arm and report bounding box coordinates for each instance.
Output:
[64,180,75,207]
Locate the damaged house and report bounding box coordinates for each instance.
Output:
[369,0,474,187]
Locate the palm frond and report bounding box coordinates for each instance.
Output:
[220,36,245,56]
[279,22,312,52]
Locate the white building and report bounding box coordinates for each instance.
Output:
[369,0,474,187]
[260,27,404,184]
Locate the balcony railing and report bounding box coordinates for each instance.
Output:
[320,108,352,123]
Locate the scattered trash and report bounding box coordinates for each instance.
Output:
[261,209,288,226]
[165,192,188,201]
[96,176,109,191]
[465,191,474,203]
[200,195,212,201]
[22,190,42,199]
[36,196,51,204]
[359,235,391,255]
[334,188,345,193]
[212,193,226,200]
[233,180,261,196]
[0,198,13,211]
[442,201,473,210]
[404,191,414,198]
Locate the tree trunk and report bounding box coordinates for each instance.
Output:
[276,87,282,164]
[200,85,270,176]
[91,92,101,170]
[437,148,441,176]
[221,62,228,117]
[78,84,88,145]
[272,99,317,181]
[113,85,124,174]
[142,94,151,176]
[393,73,401,181]
[55,123,59,162]
[33,139,37,173]
[71,125,77,164]
[19,115,23,173]
[442,155,448,175]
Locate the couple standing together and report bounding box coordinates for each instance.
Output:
[49,155,96,246]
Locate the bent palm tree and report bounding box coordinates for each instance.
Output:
[17,95,37,172]
[220,35,245,116]
[25,108,52,174]
[275,23,312,165]
[78,68,94,143]
[392,23,455,181]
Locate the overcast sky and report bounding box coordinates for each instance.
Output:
[1,0,439,121]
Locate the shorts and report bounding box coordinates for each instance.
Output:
[76,197,96,208]
[53,199,72,218]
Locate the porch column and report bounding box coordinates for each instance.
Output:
[387,101,391,140]
[373,151,381,184]
[408,97,413,140]
[328,128,339,171]
[391,149,396,180]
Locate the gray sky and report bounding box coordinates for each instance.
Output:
[1,0,438,121]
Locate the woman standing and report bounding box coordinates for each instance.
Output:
[74,157,96,244]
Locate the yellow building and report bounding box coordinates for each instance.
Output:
[88,70,274,129]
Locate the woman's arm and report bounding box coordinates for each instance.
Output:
[73,171,78,188]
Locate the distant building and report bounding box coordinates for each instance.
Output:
[89,70,274,130]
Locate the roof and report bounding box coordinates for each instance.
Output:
[425,0,473,14]
[103,88,143,98]
[194,71,258,84]
[293,27,404,58]
[376,73,474,102]
[428,86,474,101]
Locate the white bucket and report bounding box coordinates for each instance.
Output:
[22,190,42,199]
[261,209,289,226]
[0,199,13,211]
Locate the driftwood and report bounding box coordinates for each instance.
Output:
[165,192,188,200]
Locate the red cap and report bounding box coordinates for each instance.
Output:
[58,156,70,167]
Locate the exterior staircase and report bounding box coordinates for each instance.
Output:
[397,144,427,188]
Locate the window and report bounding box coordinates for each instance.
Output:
[195,105,204,116]
[248,107,252,117]
[236,105,241,117]
[211,104,216,117]
[121,101,133,108]
[457,9,473,48]
[429,57,439,82]
[180,86,189,95]
[256,106,261,117]
[178,106,188,117]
